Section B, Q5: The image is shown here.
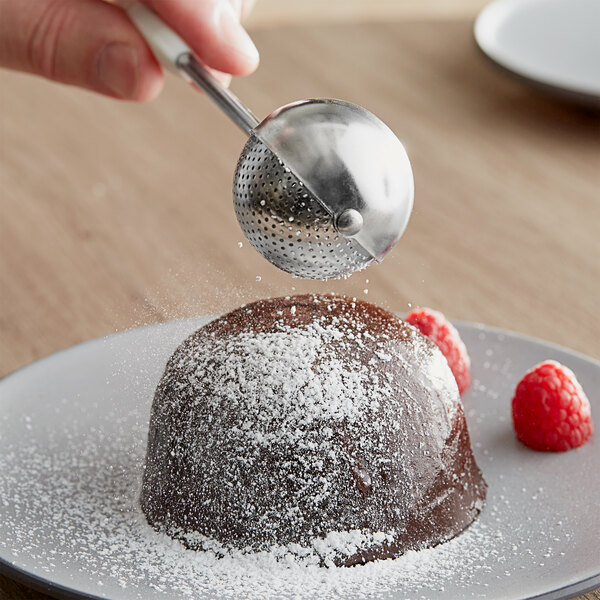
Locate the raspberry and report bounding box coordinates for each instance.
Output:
[405,307,471,395]
[512,360,593,452]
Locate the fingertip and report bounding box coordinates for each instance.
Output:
[209,68,233,88]
[133,71,164,103]
[146,0,260,77]
[228,49,259,77]
[95,40,164,102]
[215,1,259,75]
[132,45,165,102]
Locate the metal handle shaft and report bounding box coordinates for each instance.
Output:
[125,2,259,135]
[176,54,259,135]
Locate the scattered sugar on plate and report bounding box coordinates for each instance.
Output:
[0,323,590,600]
[0,403,500,600]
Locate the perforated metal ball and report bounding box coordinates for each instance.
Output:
[233,135,373,280]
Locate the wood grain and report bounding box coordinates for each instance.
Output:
[245,0,490,27]
[0,18,598,600]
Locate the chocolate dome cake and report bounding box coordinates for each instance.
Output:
[140,294,486,566]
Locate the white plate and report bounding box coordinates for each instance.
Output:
[0,318,599,600]
[474,0,600,104]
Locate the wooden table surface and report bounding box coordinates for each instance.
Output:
[1,15,599,600]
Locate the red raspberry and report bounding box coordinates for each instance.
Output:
[405,307,471,395]
[512,361,593,452]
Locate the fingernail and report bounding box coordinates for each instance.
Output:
[97,43,139,99]
[218,2,259,65]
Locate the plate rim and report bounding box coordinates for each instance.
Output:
[473,0,600,106]
[0,558,105,600]
[0,318,599,600]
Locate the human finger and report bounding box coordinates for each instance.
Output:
[0,0,163,101]
[144,0,259,76]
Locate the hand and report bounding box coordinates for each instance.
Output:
[0,0,259,101]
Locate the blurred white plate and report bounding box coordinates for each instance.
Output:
[474,0,600,104]
[0,318,599,599]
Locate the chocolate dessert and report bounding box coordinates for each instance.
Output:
[140,294,486,566]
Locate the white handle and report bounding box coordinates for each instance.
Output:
[122,1,259,134]
[125,2,190,74]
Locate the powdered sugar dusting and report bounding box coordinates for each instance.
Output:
[141,296,477,565]
[191,322,370,428]
[0,409,496,599]
[1,319,597,599]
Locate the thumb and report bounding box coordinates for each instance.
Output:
[0,0,163,101]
